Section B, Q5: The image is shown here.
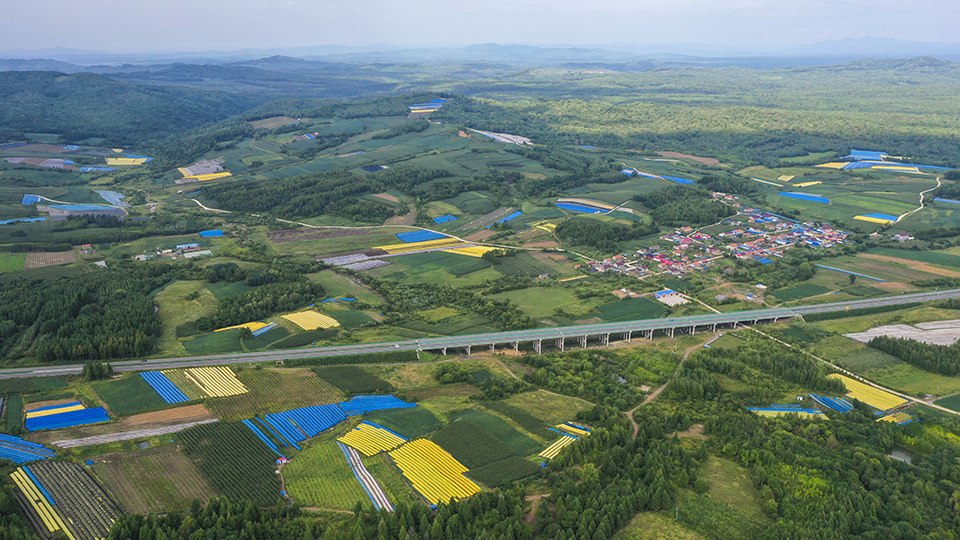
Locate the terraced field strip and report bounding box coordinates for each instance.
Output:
[51,418,218,448]
[28,461,123,540]
[338,421,407,456]
[10,467,72,539]
[338,442,394,511]
[388,439,481,506]
[184,366,247,397]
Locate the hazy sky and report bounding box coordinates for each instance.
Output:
[3,0,959,54]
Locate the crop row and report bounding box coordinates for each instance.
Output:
[338,395,416,415]
[264,404,346,447]
[177,421,281,506]
[338,421,407,456]
[388,439,481,506]
[539,435,576,459]
[184,366,248,397]
[338,442,394,511]
[11,467,71,539]
[28,461,122,540]
[140,372,190,404]
[0,433,55,463]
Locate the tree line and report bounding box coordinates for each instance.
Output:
[868,335,960,376]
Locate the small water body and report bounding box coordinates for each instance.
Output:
[888,447,914,465]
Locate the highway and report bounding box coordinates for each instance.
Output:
[2,288,959,379]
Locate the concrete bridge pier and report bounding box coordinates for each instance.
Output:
[534,340,542,354]
[601,333,610,345]
[623,331,632,342]
[668,328,675,338]
[490,343,495,353]
[465,345,471,355]
[556,337,565,352]
[691,325,696,336]
[647,329,654,340]
[512,341,519,353]
[441,347,447,355]
[712,323,716,332]
[578,335,587,348]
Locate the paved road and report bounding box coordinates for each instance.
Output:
[2,288,958,379]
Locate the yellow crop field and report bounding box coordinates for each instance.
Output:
[753,410,824,418]
[388,439,481,505]
[282,311,340,330]
[829,374,908,412]
[25,404,84,419]
[215,321,271,333]
[443,246,498,258]
[878,412,913,424]
[795,181,822,188]
[185,172,233,182]
[338,422,406,456]
[777,175,795,181]
[539,435,576,459]
[557,198,615,210]
[555,423,590,437]
[816,162,848,169]
[10,469,74,539]
[854,215,896,224]
[105,157,149,166]
[184,366,248,397]
[374,238,466,254]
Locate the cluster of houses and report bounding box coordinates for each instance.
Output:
[580,204,850,279]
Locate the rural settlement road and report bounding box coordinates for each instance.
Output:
[2,288,959,380]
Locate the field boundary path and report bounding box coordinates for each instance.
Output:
[897,175,941,223]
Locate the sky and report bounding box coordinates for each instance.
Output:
[2,0,960,55]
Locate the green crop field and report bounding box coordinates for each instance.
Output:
[93,375,168,416]
[314,366,393,394]
[177,421,281,506]
[91,446,218,514]
[835,347,904,373]
[5,394,22,431]
[430,419,518,469]
[155,280,219,355]
[492,287,599,319]
[181,329,245,354]
[614,512,705,540]
[482,401,554,440]
[327,309,374,327]
[364,454,419,506]
[770,283,832,302]
[205,368,343,421]
[451,410,542,455]
[866,247,960,268]
[466,455,542,487]
[861,363,960,398]
[364,406,441,439]
[0,376,67,397]
[284,438,370,510]
[206,281,253,299]
[241,326,290,350]
[0,252,25,273]
[596,297,668,322]
[307,271,382,303]
[504,391,591,425]
[934,393,960,412]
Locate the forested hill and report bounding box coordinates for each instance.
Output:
[0,71,259,145]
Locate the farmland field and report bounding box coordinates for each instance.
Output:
[857,363,960,398]
[31,403,216,445]
[504,391,591,425]
[307,271,382,303]
[27,460,124,540]
[284,435,370,510]
[482,400,554,440]
[91,445,218,514]
[314,366,393,394]
[364,406,442,439]
[451,410,542,455]
[177,421,281,505]
[92,375,167,416]
[466,455,541,487]
[156,280,219,354]
[0,252,25,272]
[596,297,668,322]
[430,419,517,469]
[205,368,342,421]
[866,247,960,268]
[491,287,602,319]
[181,328,245,354]
[770,283,832,302]
[364,454,420,506]
[25,250,76,269]
[934,392,960,412]
[614,512,705,540]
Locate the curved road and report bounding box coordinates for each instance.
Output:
[2,288,959,379]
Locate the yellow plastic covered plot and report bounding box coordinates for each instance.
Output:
[388,439,480,505]
[854,215,896,225]
[10,469,74,540]
[282,311,340,330]
[338,422,406,456]
[184,172,233,182]
[105,157,148,166]
[539,436,576,459]
[816,162,848,169]
[215,321,270,333]
[184,366,247,397]
[442,246,498,258]
[829,373,907,412]
[374,237,466,254]
[25,404,84,419]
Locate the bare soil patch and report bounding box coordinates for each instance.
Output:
[250,116,295,129]
[373,193,400,203]
[385,204,417,226]
[267,228,381,244]
[25,398,77,411]
[464,230,495,241]
[859,253,960,278]
[657,151,720,166]
[30,404,215,444]
[25,250,75,269]
[525,241,559,248]
[675,423,706,440]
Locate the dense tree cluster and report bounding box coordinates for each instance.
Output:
[728,259,816,290]
[635,185,735,227]
[432,363,529,400]
[555,218,657,251]
[197,281,324,331]
[80,360,114,381]
[521,351,646,409]
[696,174,760,195]
[868,335,960,376]
[371,119,430,139]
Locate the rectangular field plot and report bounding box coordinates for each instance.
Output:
[91,446,218,514]
[596,297,668,322]
[21,461,123,540]
[307,271,382,303]
[504,391,591,425]
[430,419,517,469]
[770,283,832,302]
[92,375,167,416]
[934,393,960,412]
[466,455,542,487]
[284,437,371,510]
[451,410,542,455]
[205,368,342,421]
[481,401,554,440]
[314,366,393,394]
[183,366,248,397]
[338,421,407,456]
[364,407,441,439]
[282,311,341,330]
[177,421,281,506]
[388,439,481,505]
